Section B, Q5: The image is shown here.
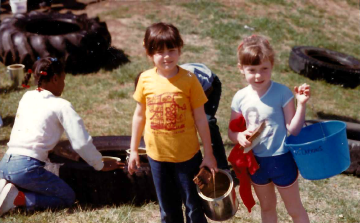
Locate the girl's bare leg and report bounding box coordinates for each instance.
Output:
[277,180,310,223]
[253,183,278,223]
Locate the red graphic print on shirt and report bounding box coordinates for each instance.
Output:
[147,92,186,131]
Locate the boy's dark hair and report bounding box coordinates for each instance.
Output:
[143,22,183,56]
[22,57,65,88]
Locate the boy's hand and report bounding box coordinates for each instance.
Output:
[237,130,253,148]
[294,83,310,104]
[200,154,218,173]
[127,150,140,175]
[193,167,212,189]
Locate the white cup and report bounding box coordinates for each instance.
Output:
[10,0,27,14]
[7,64,25,86]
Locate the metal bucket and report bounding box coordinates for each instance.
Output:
[197,169,239,221]
[7,64,25,86]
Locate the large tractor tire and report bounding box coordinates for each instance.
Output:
[0,11,115,74]
[49,136,157,206]
[289,46,360,88]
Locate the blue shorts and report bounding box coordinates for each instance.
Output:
[250,152,298,188]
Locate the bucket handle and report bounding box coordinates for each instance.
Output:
[304,121,326,140]
[319,122,326,140]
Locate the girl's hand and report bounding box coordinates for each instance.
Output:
[294,83,311,104]
[200,154,218,172]
[237,130,253,148]
[127,151,140,175]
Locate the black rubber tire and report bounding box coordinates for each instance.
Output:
[49,136,157,206]
[0,11,112,74]
[342,139,360,177]
[289,46,360,88]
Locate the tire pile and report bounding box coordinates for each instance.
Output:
[0,11,129,74]
[49,136,157,206]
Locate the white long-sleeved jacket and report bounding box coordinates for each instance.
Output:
[6,90,104,170]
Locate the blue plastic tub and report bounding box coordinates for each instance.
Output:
[285,121,350,180]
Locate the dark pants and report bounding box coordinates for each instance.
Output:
[148,151,207,223]
[204,76,229,170]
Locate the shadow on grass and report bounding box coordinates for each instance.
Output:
[4,200,156,218]
[62,47,131,75]
[0,139,10,146]
[0,116,15,129]
[0,86,25,94]
[316,111,360,124]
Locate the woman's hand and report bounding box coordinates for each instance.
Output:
[237,130,253,148]
[127,150,140,175]
[294,83,310,105]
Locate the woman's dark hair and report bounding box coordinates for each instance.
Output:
[143,22,183,56]
[245,107,260,125]
[22,57,64,88]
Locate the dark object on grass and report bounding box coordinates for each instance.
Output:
[343,139,360,177]
[289,46,360,88]
[49,136,156,206]
[0,11,129,74]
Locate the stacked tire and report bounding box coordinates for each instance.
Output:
[0,11,115,74]
[49,136,157,206]
[289,46,360,88]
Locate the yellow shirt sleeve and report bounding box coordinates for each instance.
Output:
[133,73,146,104]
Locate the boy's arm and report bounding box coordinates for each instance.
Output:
[193,105,218,171]
[128,102,146,174]
[284,84,311,136]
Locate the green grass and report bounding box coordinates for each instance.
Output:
[1,0,360,222]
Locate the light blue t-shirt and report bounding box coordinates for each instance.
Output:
[180,63,214,91]
[231,81,294,157]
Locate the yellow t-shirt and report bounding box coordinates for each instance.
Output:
[133,66,208,162]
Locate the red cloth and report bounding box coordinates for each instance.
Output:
[228,115,259,213]
[14,191,25,206]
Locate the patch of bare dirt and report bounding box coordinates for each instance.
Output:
[105,17,146,56]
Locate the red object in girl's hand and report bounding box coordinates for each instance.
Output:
[40,71,47,75]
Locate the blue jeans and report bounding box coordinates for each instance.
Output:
[0,154,75,210]
[148,151,207,223]
[204,76,229,170]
